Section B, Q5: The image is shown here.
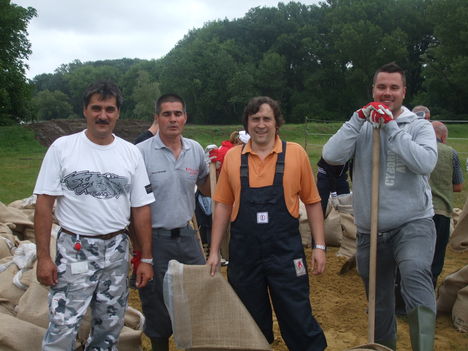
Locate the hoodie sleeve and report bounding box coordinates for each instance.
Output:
[322,112,365,165]
[383,118,437,175]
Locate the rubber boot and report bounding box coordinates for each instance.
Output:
[407,305,436,351]
[377,338,397,350]
[151,337,169,351]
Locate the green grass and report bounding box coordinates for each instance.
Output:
[0,126,46,204]
[1,122,467,208]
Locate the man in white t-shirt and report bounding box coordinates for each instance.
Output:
[34,81,155,350]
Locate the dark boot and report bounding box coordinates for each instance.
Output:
[407,305,436,351]
[151,337,169,351]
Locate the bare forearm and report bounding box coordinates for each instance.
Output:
[305,202,325,245]
[131,205,152,258]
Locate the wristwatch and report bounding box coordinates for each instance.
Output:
[140,258,154,264]
[313,244,327,251]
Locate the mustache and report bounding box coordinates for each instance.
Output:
[95,119,110,125]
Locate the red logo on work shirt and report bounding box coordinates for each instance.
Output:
[186,168,199,176]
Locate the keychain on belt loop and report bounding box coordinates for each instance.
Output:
[74,234,82,251]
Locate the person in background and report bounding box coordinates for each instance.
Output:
[412,105,430,120]
[137,93,210,351]
[134,115,159,144]
[316,157,350,215]
[207,96,327,351]
[429,121,464,286]
[34,80,154,350]
[323,62,438,351]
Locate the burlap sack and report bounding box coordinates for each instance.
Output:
[299,200,312,247]
[345,344,392,350]
[0,223,14,235]
[0,297,16,316]
[0,313,46,350]
[452,285,468,333]
[0,258,24,305]
[15,279,49,328]
[324,204,342,247]
[0,201,33,238]
[334,194,357,258]
[0,236,14,259]
[164,260,271,351]
[7,195,36,209]
[449,198,468,252]
[437,265,468,313]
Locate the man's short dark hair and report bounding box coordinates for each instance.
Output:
[242,96,285,131]
[82,81,123,109]
[373,62,406,86]
[155,93,186,115]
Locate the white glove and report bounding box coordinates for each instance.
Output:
[204,144,218,165]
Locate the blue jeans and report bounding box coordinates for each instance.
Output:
[356,218,436,343]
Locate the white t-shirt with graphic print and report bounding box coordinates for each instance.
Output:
[34,130,154,236]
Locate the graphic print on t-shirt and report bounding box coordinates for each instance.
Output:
[62,170,129,199]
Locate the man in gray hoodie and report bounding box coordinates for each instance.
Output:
[322,62,438,351]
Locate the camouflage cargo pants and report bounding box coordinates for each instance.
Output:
[43,231,130,351]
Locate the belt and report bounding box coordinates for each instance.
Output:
[154,224,193,238]
[60,227,128,240]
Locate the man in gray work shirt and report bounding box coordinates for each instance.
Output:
[323,62,438,351]
[137,93,210,351]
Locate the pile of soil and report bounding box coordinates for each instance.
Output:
[26,118,150,147]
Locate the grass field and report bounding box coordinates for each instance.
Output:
[0,121,467,207]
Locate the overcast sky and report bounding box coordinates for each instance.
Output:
[13,0,321,79]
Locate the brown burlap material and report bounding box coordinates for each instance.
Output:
[0,258,25,305]
[0,201,34,239]
[15,279,49,328]
[164,260,271,351]
[334,194,357,258]
[437,265,468,313]
[345,344,393,351]
[299,200,312,248]
[449,198,468,252]
[0,236,14,259]
[324,204,343,247]
[452,285,468,333]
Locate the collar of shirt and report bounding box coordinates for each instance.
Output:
[152,132,191,151]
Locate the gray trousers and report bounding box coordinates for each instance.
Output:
[139,227,205,339]
[356,218,436,343]
[43,232,129,351]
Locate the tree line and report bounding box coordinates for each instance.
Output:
[2,0,468,126]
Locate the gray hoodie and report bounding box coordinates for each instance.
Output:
[323,106,437,233]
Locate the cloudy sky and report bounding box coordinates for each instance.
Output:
[13,0,321,79]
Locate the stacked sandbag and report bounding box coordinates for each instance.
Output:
[164,260,271,351]
[449,198,468,252]
[437,265,468,333]
[0,200,35,241]
[323,193,357,258]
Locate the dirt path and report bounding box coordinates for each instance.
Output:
[129,246,468,351]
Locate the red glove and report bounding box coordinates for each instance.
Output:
[369,104,393,125]
[356,102,382,120]
[131,250,142,273]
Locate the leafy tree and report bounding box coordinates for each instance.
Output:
[31,90,73,121]
[130,70,160,120]
[0,0,36,124]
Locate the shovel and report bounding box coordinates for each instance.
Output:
[346,127,392,351]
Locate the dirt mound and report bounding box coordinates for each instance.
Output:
[26,119,150,147]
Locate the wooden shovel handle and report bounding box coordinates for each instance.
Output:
[368,127,380,343]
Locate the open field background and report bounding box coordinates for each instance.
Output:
[0,120,467,350]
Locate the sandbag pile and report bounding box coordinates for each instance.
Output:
[324,193,357,258]
[437,265,468,333]
[449,198,468,252]
[0,196,144,350]
[163,260,271,351]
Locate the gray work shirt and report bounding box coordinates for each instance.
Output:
[137,133,209,229]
